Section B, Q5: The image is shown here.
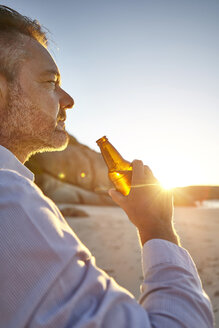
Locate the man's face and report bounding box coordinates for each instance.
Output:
[4,37,74,156]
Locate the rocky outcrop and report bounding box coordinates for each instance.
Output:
[26,135,114,206]
[35,173,114,206]
[59,205,89,218]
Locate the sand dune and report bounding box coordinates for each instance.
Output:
[63,205,219,327]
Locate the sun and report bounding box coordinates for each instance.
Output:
[156,168,195,190]
[160,181,175,190]
[156,170,178,190]
[152,157,202,189]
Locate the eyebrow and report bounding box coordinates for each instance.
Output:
[41,69,60,77]
[41,69,61,83]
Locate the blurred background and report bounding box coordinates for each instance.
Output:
[2,0,219,188]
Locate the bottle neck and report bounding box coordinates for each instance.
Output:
[97,137,130,170]
[100,142,122,170]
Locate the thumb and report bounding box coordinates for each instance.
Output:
[108,188,125,206]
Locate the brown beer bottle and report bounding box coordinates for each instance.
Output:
[96,136,132,196]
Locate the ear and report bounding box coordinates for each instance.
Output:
[0,73,8,109]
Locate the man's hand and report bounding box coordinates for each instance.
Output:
[109,160,180,246]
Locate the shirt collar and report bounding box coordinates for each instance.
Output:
[0,145,34,182]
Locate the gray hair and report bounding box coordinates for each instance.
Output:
[0,5,48,81]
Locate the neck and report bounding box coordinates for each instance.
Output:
[0,137,32,164]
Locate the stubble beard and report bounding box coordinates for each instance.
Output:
[2,81,69,160]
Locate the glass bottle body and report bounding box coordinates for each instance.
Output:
[96,136,132,196]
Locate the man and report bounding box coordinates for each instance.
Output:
[0,5,214,328]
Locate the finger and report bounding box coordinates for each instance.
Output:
[131,160,145,187]
[143,165,158,185]
[108,188,126,206]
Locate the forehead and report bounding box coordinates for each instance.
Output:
[22,38,60,77]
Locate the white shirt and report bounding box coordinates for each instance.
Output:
[0,145,214,327]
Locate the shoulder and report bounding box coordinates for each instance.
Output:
[0,168,34,187]
[0,169,74,238]
[0,168,76,246]
[0,168,88,267]
[0,168,44,201]
[0,169,60,220]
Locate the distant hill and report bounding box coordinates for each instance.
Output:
[173,186,219,206]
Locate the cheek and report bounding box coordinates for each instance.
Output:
[20,79,60,121]
[35,90,60,119]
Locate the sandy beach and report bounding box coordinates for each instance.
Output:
[63,205,219,327]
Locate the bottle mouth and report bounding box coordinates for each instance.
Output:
[96,136,108,145]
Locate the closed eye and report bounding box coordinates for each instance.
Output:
[47,80,56,85]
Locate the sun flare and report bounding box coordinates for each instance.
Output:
[58,172,65,179]
[156,165,198,189]
[160,181,175,191]
[80,172,86,178]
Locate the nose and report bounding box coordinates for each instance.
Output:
[60,88,74,110]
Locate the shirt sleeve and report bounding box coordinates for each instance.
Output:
[140,239,215,327]
[0,170,214,328]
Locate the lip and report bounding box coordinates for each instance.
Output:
[56,120,65,130]
[57,111,66,122]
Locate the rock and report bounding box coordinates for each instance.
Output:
[60,206,89,218]
[26,135,112,193]
[37,173,114,206]
[214,290,219,297]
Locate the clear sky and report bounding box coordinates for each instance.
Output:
[2,0,219,187]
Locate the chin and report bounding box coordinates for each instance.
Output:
[53,130,69,150]
[39,130,69,153]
